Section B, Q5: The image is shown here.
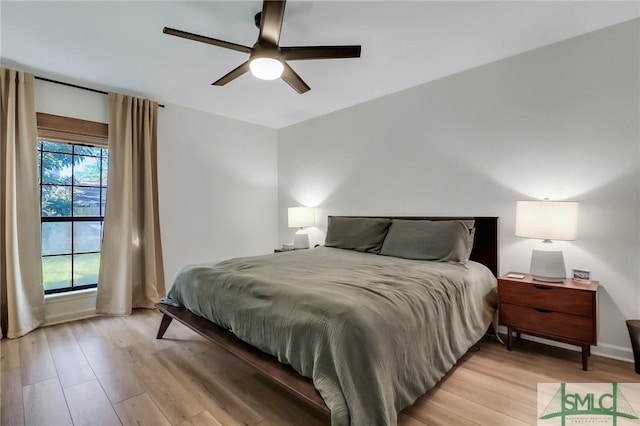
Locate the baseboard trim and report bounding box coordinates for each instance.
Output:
[496,326,634,363]
[44,309,99,326]
[592,343,635,363]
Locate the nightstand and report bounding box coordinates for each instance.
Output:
[498,273,598,371]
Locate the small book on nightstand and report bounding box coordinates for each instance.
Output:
[505,273,525,279]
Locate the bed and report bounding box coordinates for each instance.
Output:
[156,216,499,426]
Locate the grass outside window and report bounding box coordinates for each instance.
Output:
[42,253,101,292]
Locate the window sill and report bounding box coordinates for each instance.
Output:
[45,287,97,303]
[44,288,98,326]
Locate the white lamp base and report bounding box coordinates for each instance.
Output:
[530,241,566,282]
[293,230,309,249]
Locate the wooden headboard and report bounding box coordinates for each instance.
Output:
[330,216,499,277]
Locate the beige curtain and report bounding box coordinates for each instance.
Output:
[96,93,165,314]
[0,69,45,338]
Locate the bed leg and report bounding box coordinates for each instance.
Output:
[157,314,173,339]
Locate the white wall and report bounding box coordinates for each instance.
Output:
[35,79,108,123]
[33,79,279,321]
[158,104,278,286]
[278,19,640,361]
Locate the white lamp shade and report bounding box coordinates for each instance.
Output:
[288,207,315,228]
[515,201,578,241]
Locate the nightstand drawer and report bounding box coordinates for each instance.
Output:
[500,303,595,343]
[498,279,593,317]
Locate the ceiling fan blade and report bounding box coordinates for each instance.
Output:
[258,1,286,46]
[281,45,362,61]
[281,62,310,94]
[163,27,252,54]
[212,61,251,86]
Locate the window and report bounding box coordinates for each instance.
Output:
[36,113,108,294]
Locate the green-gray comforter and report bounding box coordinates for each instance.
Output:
[163,247,496,426]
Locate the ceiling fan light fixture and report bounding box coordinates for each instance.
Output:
[249,57,284,80]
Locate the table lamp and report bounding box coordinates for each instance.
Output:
[515,200,578,282]
[288,207,315,249]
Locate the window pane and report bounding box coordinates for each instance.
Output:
[73,253,100,286]
[41,141,72,153]
[41,152,72,184]
[73,187,101,216]
[101,155,108,186]
[42,255,72,291]
[75,145,101,157]
[73,156,101,186]
[42,222,71,255]
[42,185,72,217]
[39,139,107,293]
[74,222,102,253]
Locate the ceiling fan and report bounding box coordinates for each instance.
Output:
[163,0,361,94]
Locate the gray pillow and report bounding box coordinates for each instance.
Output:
[324,217,392,254]
[379,219,475,263]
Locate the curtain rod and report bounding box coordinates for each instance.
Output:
[35,76,165,108]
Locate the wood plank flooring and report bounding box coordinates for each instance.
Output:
[1,309,638,425]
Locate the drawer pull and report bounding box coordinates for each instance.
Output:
[534,308,553,314]
[533,285,553,290]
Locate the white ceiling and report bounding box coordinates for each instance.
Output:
[2,1,639,129]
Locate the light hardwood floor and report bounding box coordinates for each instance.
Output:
[1,309,638,425]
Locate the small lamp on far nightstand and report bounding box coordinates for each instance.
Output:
[288,207,315,249]
[515,200,578,282]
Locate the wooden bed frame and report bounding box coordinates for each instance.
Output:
[156,216,499,416]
